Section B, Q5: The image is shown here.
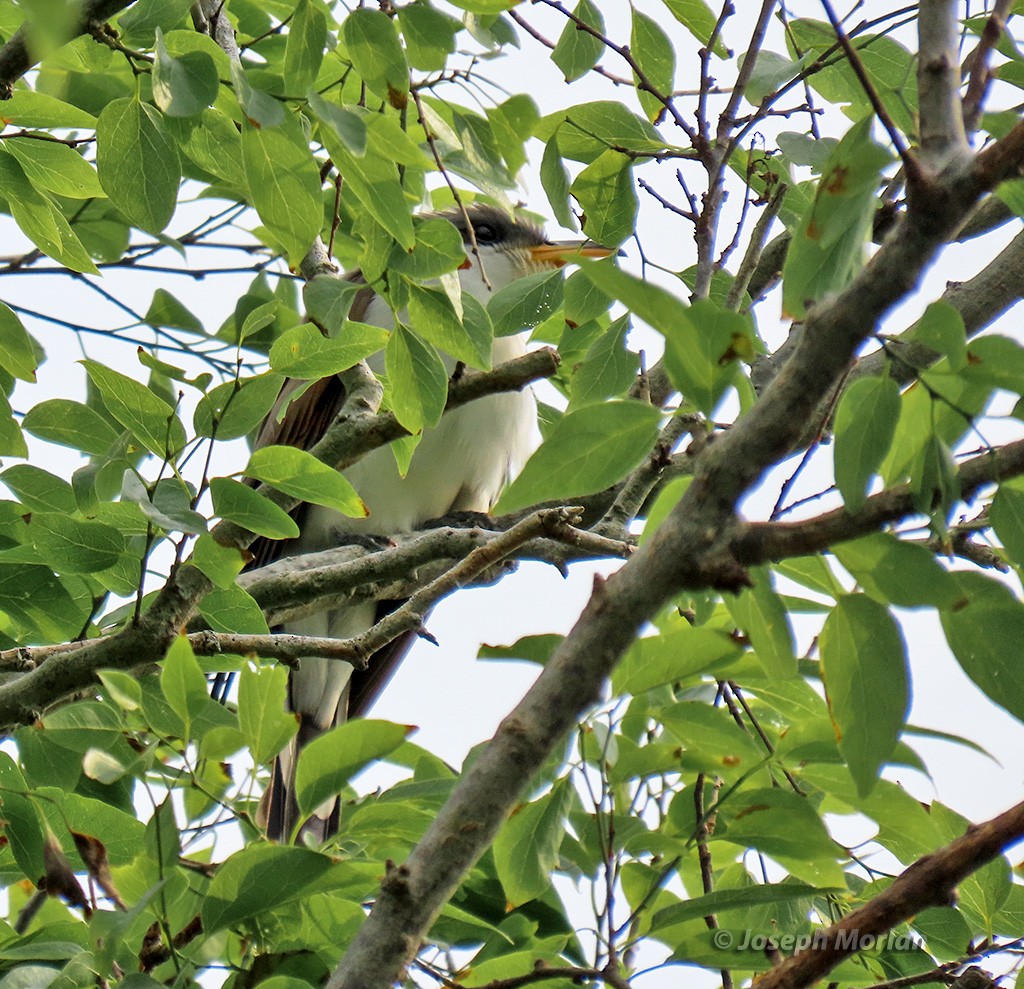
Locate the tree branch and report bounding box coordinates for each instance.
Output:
[733,437,1024,564]
[0,352,561,727]
[916,0,969,169]
[754,801,1024,989]
[0,0,135,97]
[325,114,1024,989]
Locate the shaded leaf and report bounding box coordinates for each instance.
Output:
[497,400,661,512]
[820,594,909,796]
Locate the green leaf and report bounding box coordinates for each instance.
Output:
[613,624,742,695]
[295,720,411,818]
[29,512,126,573]
[285,0,327,92]
[487,267,565,337]
[570,149,637,246]
[666,299,753,413]
[238,664,298,765]
[661,0,728,57]
[172,106,246,186]
[905,300,967,369]
[199,583,270,635]
[0,303,38,382]
[960,334,1024,393]
[992,477,1024,568]
[570,315,638,406]
[305,91,367,160]
[241,116,322,265]
[161,634,209,738]
[97,97,181,235]
[725,567,797,679]
[343,8,410,108]
[478,634,562,666]
[193,372,284,440]
[909,432,959,516]
[190,533,246,589]
[122,472,206,534]
[820,594,909,797]
[389,216,467,280]
[0,151,99,273]
[789,20,917,136]
[0,564,87,641]
[721,787,842,880]
[5,138,104,199]
[782,116,893,318]
[0,90,96,128]
[552,0,604,81]
[81,359,187,457]
[144,287,203,334]
[269,322,389,378]
[881,359,989,485]
[97,669,142,711]
[303,276,361,334]
[309,96,415,248]
[152,28,219,117]
[0,392,27,458]
[386,324,448,433]
[0,753,45,882]
[447,0,517,11]
[118,0,193,41]
[487,94,540,176]
[661,701,767,775]
[493,781,573,906]
[631,7,676,122]
[640,474,692,545]
[202,844,348,932]
[246,446,367,517]
[497,401,661,512]
[832,532,958,609]
[833,375,901,512]
[209,476,301,539]
[408,283,491,369]
[399,3,459,72]
[940,572,1024,722]
[540,135,575,230]
[231,60,285,128]
[652,883,821,933]
[539,101,667,163]
[2,464,76,514]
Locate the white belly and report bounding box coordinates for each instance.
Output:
[298,333,536,545]
[287,332,536,727]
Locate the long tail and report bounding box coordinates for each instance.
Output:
[263,713,343,842]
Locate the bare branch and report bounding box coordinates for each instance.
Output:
[733,437,1024,564]
[325,108,1024,989]
[821,0,921,182]
[0,0,135,97]
[916,0,970,167]
[754,801,1024,989]
[961,0,1013,132]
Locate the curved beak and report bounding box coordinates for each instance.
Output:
[529,240,622,267]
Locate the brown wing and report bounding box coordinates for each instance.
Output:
[244,279,376,570]
[245,374,349,571]
[247,281,418,724]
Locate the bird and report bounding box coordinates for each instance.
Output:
[237,203,613,842]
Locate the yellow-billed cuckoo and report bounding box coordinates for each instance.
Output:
[246,204,611,841]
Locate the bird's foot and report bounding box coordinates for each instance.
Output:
[333,532,394,551]
[421,510,498,531]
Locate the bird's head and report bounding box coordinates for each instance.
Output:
[435,204,617,294]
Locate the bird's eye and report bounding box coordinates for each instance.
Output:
[473,223,498,244]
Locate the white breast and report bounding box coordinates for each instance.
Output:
[297,249,538,548]
[285,250,538,731]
